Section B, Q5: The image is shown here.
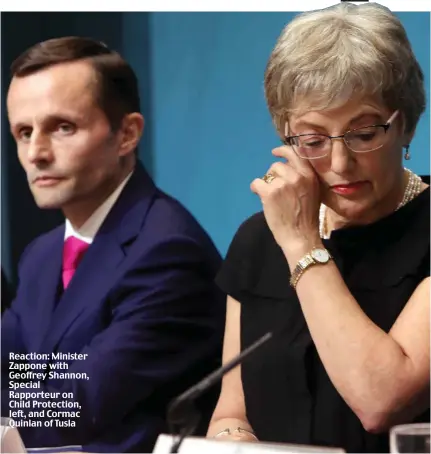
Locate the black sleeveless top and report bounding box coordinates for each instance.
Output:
[216,188,430,453]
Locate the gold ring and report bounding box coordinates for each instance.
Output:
[262,173,276,184]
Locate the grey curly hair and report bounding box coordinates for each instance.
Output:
[264,2,426,137]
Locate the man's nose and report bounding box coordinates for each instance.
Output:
[27,132,53,164]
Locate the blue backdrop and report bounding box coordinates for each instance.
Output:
[2,12,430,283]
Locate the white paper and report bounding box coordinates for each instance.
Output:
[153,434,345,454]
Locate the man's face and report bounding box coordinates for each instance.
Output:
[7,60,128,219]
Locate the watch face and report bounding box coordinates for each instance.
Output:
[311,248,330,263]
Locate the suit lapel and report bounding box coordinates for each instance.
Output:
[32,227,64,352]
[39,163,157,352]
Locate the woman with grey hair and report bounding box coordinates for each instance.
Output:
[207,2,429,452]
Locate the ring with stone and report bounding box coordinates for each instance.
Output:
[262,173,276,184]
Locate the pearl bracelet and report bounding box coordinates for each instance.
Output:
[214,427,258,440]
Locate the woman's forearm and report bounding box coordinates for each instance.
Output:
[282,239,429,431]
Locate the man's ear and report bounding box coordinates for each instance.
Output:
[118,113,145,157]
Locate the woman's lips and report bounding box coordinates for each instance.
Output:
[330,181,368,195]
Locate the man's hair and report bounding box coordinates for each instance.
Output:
[11,36,141,131]
[264,2,426,136]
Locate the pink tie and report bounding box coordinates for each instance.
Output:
[62,236,89,289]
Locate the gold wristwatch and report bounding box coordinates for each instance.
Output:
[289,247,332,289]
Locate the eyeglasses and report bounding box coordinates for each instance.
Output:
[284,110,399,160]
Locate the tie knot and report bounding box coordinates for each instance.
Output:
[63,236,89,271]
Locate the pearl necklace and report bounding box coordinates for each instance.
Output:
[319,168,423,239]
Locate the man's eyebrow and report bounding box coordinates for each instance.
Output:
[11,112,88,131]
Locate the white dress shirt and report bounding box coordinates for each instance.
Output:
[64,172,133,244]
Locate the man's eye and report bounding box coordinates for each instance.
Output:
[18,128,32,141]
[58,123,75,134]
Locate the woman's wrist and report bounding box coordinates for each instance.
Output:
[281,234,324,268]
[213,427,258,442]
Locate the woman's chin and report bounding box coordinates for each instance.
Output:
[324,196,375,224]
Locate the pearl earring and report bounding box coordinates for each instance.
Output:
[404,144,411,160]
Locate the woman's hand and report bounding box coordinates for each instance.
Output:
[250,145,322,257]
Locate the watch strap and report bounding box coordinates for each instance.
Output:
[289,249,332,289]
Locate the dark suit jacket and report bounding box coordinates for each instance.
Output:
[1,269,13,313]
[1,164,225,452]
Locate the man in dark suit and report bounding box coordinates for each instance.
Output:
[1,37,225,452]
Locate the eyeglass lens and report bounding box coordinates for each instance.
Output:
[289,125,387,159]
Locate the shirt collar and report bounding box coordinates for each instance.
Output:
[64,172,133,243]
